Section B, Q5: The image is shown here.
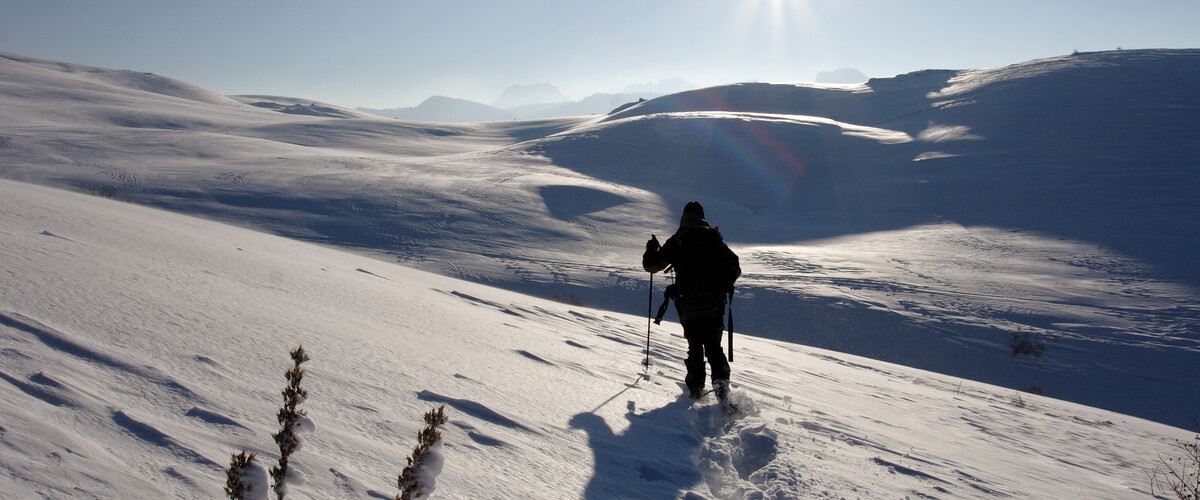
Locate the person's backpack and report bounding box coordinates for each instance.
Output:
[674,225,740,298]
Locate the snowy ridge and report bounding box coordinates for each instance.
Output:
[0,52,234,107]
[0,179,1190,498]
[0,49,1198,432]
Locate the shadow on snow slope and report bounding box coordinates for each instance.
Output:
[570,397,703,499]
[528,49,1200,286]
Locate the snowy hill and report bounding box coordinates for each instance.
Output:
[233,95,371,120]
[0,178,1191,499]
[0,47,1198,436]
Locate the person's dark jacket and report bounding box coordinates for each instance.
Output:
[643,211,740,321]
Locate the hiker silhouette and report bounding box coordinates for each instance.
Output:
[643,201,740,400]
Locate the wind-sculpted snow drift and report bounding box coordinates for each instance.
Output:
[0,49,1198,431]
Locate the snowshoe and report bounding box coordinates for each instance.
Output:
[712,379,729,402]
[712,379,739,416]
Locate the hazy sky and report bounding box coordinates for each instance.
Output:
[3,0,1199,109]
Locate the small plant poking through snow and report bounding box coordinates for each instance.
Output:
[223,347,449,498]
[397,405,449,500]
[1009,392,1028,408]
[1151,434,1200,499]
[1010,329,1046,359]
[225,451,269,500]
[550,293,585,306]
[271,345,313,500]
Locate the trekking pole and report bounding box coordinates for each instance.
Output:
[726,291,734,362]
[644,272,654,368]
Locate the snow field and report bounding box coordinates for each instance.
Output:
[2,48,1199,498]
[1,179,1191,499]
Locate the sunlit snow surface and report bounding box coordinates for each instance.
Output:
[1,49,1199,497]
[1,179,1190,498]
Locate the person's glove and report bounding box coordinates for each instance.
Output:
[645,234,660,252]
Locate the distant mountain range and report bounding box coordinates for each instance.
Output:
[358,73,875,122]
[359,79,698,122]
[360,95,517,123]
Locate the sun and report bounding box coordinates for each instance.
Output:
[724,0,822,54]
[713,0,825,81]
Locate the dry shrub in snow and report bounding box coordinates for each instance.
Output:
[224,346,311,500]
[397,405,449,500]
[223,346,452,499]
[1151,434,1200,500]
[271,345,312,500]
[225,451,269,500]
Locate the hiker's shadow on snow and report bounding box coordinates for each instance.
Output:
[570,396,704,499]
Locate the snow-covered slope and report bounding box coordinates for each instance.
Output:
[559,50,1200,278]
[0,179,1191,499]
[0,49,1198,431]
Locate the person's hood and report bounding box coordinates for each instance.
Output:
[679,211,709,229]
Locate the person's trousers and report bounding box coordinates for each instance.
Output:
[682,316,730,392]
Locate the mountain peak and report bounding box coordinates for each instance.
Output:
[492,83,571,109]
[359,96,514,122]
[815,68,868,84]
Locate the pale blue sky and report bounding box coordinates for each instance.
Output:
[3,0,1198,108]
